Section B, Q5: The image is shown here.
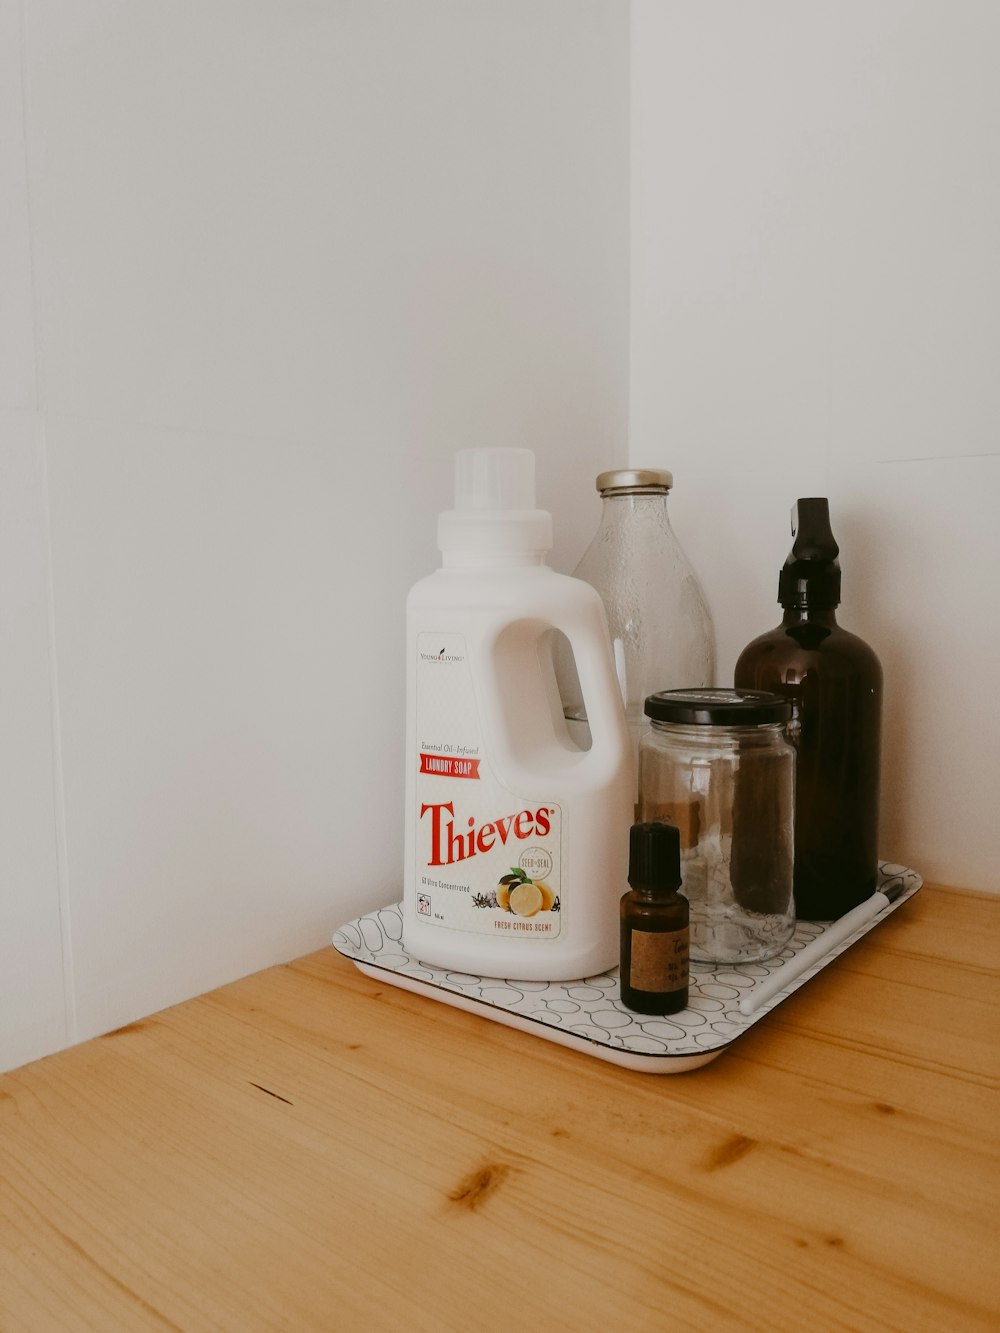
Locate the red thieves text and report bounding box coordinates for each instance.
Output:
[420,802,551,867]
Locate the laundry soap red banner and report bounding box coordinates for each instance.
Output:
[419,752,480,780]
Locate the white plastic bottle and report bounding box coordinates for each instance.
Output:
[403,448,634,981]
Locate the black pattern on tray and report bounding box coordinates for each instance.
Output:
[333,863,921,1059]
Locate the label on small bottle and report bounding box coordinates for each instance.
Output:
[630,928,688,993]
[413,631,562,937]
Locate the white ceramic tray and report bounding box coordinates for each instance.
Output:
[332,863,921,1074]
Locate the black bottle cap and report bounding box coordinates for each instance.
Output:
[628,821,682,891]
[777,497,842,609]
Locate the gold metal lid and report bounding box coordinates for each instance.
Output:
[595,468,673,494]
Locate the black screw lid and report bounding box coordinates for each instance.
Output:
[777,497,842,609]
[628,821,682,891]
[644,687,791,726]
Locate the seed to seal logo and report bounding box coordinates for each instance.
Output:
[518,846,553,879]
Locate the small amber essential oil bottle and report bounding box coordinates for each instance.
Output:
[620,821,689,1015]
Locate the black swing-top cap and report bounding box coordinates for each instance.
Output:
[628,821,682,892]
[777,497,842,609]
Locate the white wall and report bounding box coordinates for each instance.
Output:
[6,0,996,1075]
[631,1,999,894]
[1,0,629,1072]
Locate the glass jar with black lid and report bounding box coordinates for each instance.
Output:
[638,688,795,965]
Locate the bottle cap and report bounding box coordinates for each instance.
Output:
[596,468,673,495]
[455,449,534,511]
[438,448,553,554]
[644,687,791,726]
[628,821,682,891]
[777,497,842,609]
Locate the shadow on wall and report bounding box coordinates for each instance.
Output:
[833,496,918,871]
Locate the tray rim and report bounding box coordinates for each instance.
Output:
[350,957,722,1073]
[332,862,922,1075]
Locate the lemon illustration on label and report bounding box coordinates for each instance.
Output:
[491,868,559,917]
[508,882,543,917]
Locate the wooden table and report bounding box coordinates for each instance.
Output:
[1,885,997,1331]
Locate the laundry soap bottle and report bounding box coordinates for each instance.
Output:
[403,448,633,981]
[734,498,882,920]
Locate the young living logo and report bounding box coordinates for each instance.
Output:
[420,647,464,663]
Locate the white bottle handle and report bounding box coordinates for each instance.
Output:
[475,583,631,791]
[564,595,630,757]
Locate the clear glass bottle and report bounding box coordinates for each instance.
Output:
[638,688,795,965]
[558,470,716,791]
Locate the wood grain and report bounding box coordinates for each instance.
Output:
[1,884,997,1331]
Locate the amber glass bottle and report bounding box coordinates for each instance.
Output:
[620,822,689,1014]
[734,499,882,920]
